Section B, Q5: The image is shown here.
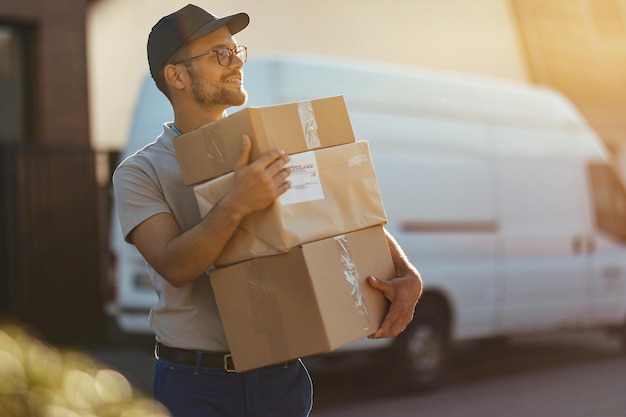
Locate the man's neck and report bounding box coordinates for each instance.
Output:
[172,105,228,134]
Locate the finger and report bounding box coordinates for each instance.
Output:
[373,309,402,338]
[367,276,395,302]
[371,293,413,338]
[371,308,393,338]
[275,179,292,196]
[267,153,291,179]
[272,165,291,184]
[367,275,386,291]
[367,276,394,338]
[234,135,252,171]
[255,148,289,171]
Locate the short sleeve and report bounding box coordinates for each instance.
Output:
[112,160,172,243]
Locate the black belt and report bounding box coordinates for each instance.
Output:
[155,343,295,372]
[155,343,236,372]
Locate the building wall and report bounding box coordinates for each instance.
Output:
[1,0,91,144]
[0,0,104,341]
[87,0,529,151]
[512,0,626,168]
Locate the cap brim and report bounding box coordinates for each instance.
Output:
[188,12,250,43]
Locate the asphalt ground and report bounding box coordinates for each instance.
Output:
[85,329,626,416]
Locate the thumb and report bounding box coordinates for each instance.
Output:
[367,275,387,290]
[368,276,394,304]
[234,135,252,170]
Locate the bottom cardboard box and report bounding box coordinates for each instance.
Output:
[209,225,395,372]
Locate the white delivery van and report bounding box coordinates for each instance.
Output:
[108,56,626,390]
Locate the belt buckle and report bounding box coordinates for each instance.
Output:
[224,354,236,373]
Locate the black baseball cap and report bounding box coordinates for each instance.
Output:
[147,4,249,79]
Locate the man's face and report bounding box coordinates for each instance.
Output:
[180,26,247,108]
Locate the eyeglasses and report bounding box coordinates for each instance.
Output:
[172,45,247,67]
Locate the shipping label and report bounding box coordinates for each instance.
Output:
[278,151,324,205]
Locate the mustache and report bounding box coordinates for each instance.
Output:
[222,71,243,81]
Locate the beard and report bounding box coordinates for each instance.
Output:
[185,63,248,108]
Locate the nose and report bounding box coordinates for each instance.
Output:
[230,52,245,69]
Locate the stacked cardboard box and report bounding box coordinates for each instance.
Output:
[174,96,394,371]
[194,141,387,266]
[210,226,395,372]
[174,95,356,186]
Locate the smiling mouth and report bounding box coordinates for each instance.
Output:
[224,72,243,84]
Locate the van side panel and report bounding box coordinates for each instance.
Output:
[353,111,499,339]
[585,164,626,325]
[489,126,591,332]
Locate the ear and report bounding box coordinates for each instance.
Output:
[163,64,186,93]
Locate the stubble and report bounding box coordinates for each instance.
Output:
[185,63,248,108]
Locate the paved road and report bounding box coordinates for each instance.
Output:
[87,330,626,417]
[310,353,626,417]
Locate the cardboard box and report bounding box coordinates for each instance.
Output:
[195,141,387,266]
[174,95,355,185]
[210,225,395,372]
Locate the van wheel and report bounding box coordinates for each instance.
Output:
[391,301,449,392]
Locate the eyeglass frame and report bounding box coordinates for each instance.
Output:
[171,45,247,67]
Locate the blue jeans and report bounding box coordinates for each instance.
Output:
[154,358,313,417]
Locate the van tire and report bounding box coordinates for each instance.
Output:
[392,300,450,392]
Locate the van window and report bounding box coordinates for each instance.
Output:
[588,163,626,241]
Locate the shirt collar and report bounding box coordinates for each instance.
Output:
[158,122,178,153]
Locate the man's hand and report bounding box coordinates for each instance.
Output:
[367,273,422,338]
[225,134,292,218]
[128,135,293,287]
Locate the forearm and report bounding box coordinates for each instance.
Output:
[367,229,423,338]
[132,142,291,288]
[164,197,245,285]
[385,228,421,280]
[132,190,250,288]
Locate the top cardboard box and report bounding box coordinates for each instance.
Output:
[173,95,356,185]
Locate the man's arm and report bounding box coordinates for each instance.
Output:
[368,228,423,338]
[129,135,291,287]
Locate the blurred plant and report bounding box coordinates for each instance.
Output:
[0,322,170,417]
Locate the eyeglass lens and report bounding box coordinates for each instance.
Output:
[216,47,247,66]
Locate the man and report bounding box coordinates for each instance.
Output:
[113,4,422,417]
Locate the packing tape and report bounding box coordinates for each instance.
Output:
[334,235,371,332]
[202,123,230,168]
[298,101,321,149]
[247,261,291,364]
[348,153,369,167]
